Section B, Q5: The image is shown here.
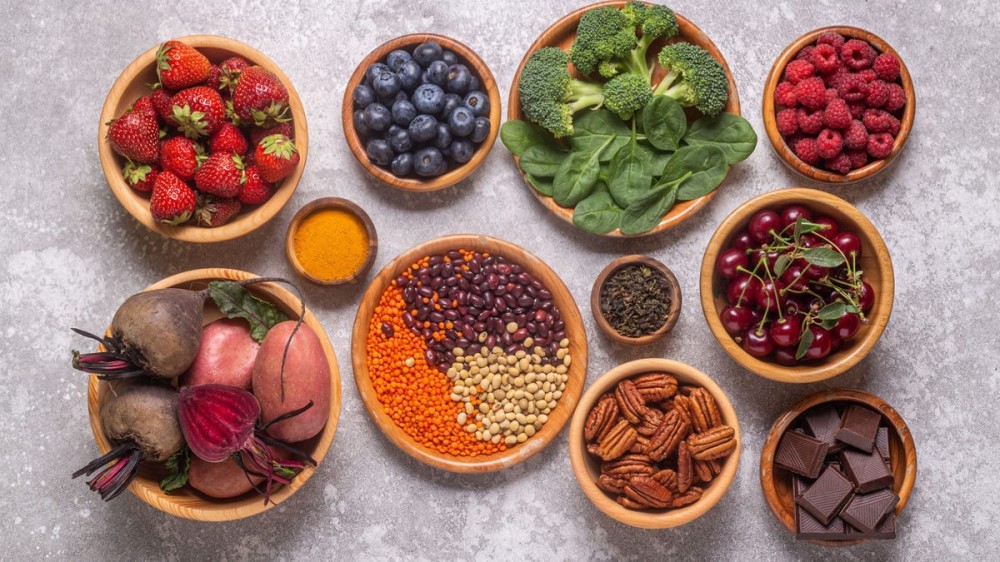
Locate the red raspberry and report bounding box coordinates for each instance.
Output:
[873,53,900,82]
[816,129,843,159]
[858,68,878,83]
[811,43,841,74]
[784,60,815,84]
[816,31,846,50]
[794,77,827,110]
[867,133,894,159]
[848,101,866,119]
[863,108,895,133]
[885,83,907,112]
[796,45,816,62]
[885,115,900,136]
[776,108,799,136]
[845,149,868,170]
[826,153,852,174]
[774,81,798,107]
[837,74,869,102]
[823,98,852,129]
[843,119,869,150]
[793,137,821,165]
[841,39,876,70]
[823,65,849,88]
[825,88,839,104]
[865,80,890,108]
[798,108,825,135]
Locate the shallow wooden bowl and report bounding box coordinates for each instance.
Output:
[507,0,741,237]
[351,234,587,472]
[762,26,915,183]
[569,358,740,528]
[84,268,341,521]
[590,255,681,346]
[98,35,308,243]
[342,34,501,192]
[760,388,917,546]
[700,188,893,383]
[285,197,378,286]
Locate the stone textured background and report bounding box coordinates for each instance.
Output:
[1,0,996,560]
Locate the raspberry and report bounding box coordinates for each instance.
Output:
[774,81,798,107]
[776,108,799,136]
[845,149,869,170]
[794,77,828,110]
[841,39,876,70]
[843,119,869,150]
[825,88,839,104]
[798,108,825,135]
[823,98,852,129]
[823,65,849,88]
[885,83,907,112]
[873,53,900,82]
[796,45,816,62]
[858,68,878,83]
[816,31,846,50]
[826,153,853,174]
[811,43,841,74]
[863,108,895,133]
[837,74,869,102]
[865,80,890,108]
[848,101,866,119]
[816,129,844,159]
[793,137,821,165]
[784,59,816,85]
[885,115,900,136]
[867,133,894,159]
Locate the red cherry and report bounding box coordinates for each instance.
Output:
[773,346,799,365]
[780,263,810,291]
[833,232,862,259]
[743,327,775,357]
[800,234,823,248]
[749,210,781,243]
[716,248,749,279]
[720,306,754,336]
[856,281,875,312]
[834,312,861,339]
[727,274,761,307]
[756,279,786,311]
[780,205,813,229]
[829,334,845,354]
[769,316,802,347]
[804,325,833,360]
[813,216,840,236]
[730,230,754,252]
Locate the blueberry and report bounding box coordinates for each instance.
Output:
[391,100,417,127]
[365,62,390,85]
[412,41,443,66]
[427,60,449,86]
[386,49,412,72]
[433,122,453,150]
[414,147,446,177]
[391,152,414,176]
[363,103,391,132]
[353,84,376,108]
[372,71,401,98]
[388,123,403,136]
[408,114,438,143]
[441,50,458,65]
[389,129,414,154]
[470,116,491,143]
[468,75,481,92]
[439,93,462,121]
[449,139,475,164]
[366,138,394,166]
[445,64,472,95]
[463,91,490,117]
[448,106,475,137]
[398,60,422,92]
[412,84,446,114]
[353,109,370,137]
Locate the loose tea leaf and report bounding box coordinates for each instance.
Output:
[599,264,674,337]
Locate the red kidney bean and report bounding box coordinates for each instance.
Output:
[429,312,445,324]
[418,286,433,298]
[537,323,549,338]
[469,294,485,308]
[534,309,547,323]
[488,274,499,290]
[403,287,416,301]
[431,277,444,290]
[553,331,566,341]
[503,294,517,308]
[538,289,552,300]
[505,344,520,354]
[381,323,394,338]
[461,325,476,340]
[511,285,524,298]
[526,322,537,334]
[471,273,485,285]
[495,284,506,296]
[501,332,513,346]
[429,255,443,266]
[495,298,507,313]
[424,349,437,365]
[515,313,528,326]
[501,312,515,324]
[485,335,497,349]
[517,295,533,307]
[512,328,528,341]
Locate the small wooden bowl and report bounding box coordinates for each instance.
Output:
[98,35,308,243]
[285,197,378,286]
[508,0,742,237]
[590,255,681,346]
[84,268,341,521]
[342,34,501,192]
[700,188,894,383]
[351,234,587,472]
[569,358,741,528]
[760,388,917,546]
[762,26,916,183]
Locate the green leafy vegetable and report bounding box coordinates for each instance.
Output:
[525,173,553,196]
[608,126,652,208]
[208,281,288,343]
[160,448,190,492]
[553,135,616,207]
[802,247,846,268]
[573,183,623,234]
[568,110,630,161]
[500,120,555,156]
[620,179,677,235]
[659,145,728,200]
[519,144,566,177]
[684,113,758,164]
[641,96,687,151]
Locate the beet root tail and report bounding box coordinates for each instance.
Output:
[72,442,142,501]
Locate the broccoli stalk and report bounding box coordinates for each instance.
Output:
[518,47,606,138]
[653,42,729,116]
[572,1,679,80]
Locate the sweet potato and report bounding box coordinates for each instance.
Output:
[182,319,259,389]
[187,447,288,499]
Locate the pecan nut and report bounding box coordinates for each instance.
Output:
[687,425,737,461]
[629,435,650,454]
[676,441,693,493]
[689,388,722,433]
[637,407,664,436]
[672,486,703,508]
[614,379,646,424]
[602,454,654,481]
[632,373,678,402]
[651,468,678,493]
[624,476,672,508]
[617,495,651,510]
[596,474,629,495]
[672,394,693,426]
[592,419,638,461]
[646,409,690,462]
[693,458,722,483]
[584,394,620,443]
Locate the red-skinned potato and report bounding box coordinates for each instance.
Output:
[188,447,288,499]
[181,319,259,389]
[252,321,330,442]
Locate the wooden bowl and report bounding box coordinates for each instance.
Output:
[98,35,308,243]
[84,268,341,521]
[590,255,681,346]
[569,358,741,528]
[760,388,917,546]
[762,26,915,183]
[351,234,587,472]
[342,34,501,192]
[285,197,378,286]
[507,1,742,237]
[700,188,894,383]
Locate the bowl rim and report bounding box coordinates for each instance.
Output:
[589,255,682,346]
[761,25,916,184]
[98,34,309,243]
[84,268,341,521]
[284,197,379,286]
[568,358,741,528]
[341,33,502,192]
[699,187,894,383]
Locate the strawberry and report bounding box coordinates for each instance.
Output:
[107,110,159,163]
[209,123,248,155]
[249,122,293,146]
[196,196,241,227]
[195,152,245,197]
[206,65,222,90]
[150,171,196,224]
[122,159,159,193]
[218,57,250,94]
[232,66,290,126]
[171,86,226,139]
[156,40,211,90]
[159,136,204,180]
[150,87,176,125]
[239,164,275,205]
[254,134,299,183]
[131,95,157,117]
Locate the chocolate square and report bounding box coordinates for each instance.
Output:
[847,511,897,540]
[802,405,843,453]
[776,431,829,478]
[796,465,855,525]
[840,448,895,493]
[875,426,891,461]
[840,488,899,534]
[835,405,881,452]
[796,504,847,540]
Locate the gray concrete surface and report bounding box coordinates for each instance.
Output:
[1,0,996,560]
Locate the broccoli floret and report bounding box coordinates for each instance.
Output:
[653,42,729,116]
[603,73,653,120]
[572,1,678,80]
[518,47,605,138]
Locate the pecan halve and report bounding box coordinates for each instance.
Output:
[601,454,654,481]
[687,425,737,461]
[672,395,693,426]
[651,468,679,493]
[637,407,664,436]
[678,384,699,396]
[584,394,620,443]
[633,373,678,402]
[676,441,693,493]
[614,379,646,424]
[624,476,672,508]
[672,486,703,508]
[689,388,723,433]
[693,458,717,483]
[630,435,650,454]
[594,419,638,461]
[596,474,629,495]
[646,409,690,462]
[617,495,651,510]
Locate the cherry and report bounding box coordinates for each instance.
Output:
[800,234,823,248]
[833,232,862,260]
[829,334,845,354]
[784,294,811,316]
[769,316,802,347]
[716,248,749,279]
[727,274,761,307]
[780,263,810,291]
[802,261,830,280]
[834,312,861,339]
[730,230,754,252]
[856,281,875,312]
[749,307,764,325]
[743,327,775,357]
[804,325,833,360]
[720,306,754,336]
[814,215,840,236]
[780,205,813,229]
[756,278,786,311]
[749,210,781,243]
[773,346,799,365]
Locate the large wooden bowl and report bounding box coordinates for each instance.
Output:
[589,255,681,346]
[507,1,742,237]
[760,388,917,546]
[351,234,587,472]
[762,26,916,183]
[98,35,308,243]
[569,358,741,528]
[700,188,894,383]
[342,34,502,192]
[84,268,341,521]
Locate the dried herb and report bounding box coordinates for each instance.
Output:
[599,265,673,338]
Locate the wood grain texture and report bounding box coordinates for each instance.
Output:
[506,1,742,238]
[98,35,308,243]
[589,255,681,346]
[699,187,894,383]
[762,26,916,184]
[568,358,741,528]
[284,197,378,286]
[350,234,587,472]
[341,34,502,192]
[759,388,917,546]
[85,268,341,521]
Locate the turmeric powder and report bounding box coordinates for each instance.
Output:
[292,208,369,281]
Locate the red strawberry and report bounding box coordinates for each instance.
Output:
[171,86,226,138]
[239,164,275,205]
[195,152,246,197]
[209,123,248,155]
[131,95,157,117]
[254,134,299,183]
[150,171,196,224]
[107,110,159,163]
[156,40,211,90]
[249,122,293,146]
[218,57,250,94]
[196,196,241,227]
[206,64,222,90]
[151,87,176,124]
[159,136,203,180]
[232,66,290,126]
[123,159,159,193]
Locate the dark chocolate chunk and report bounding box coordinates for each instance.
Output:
[802,405,842,453]
[776,431,829,478]
[841,448,895,493]
[796,465,855,525]
[840,488,899,534]
[835,405,881,452]
[875,426,891,461]
[847,511,897,540]
[796,505,847,540]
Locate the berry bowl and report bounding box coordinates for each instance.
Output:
[342,34,502,192]
[699,188,894,383]
[762,26,915,183]
[98,35,308,243]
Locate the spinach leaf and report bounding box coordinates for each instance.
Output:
[500,120,555,156]
[619,179,678,235]
[569,110,630,161]
[648,149,673,177]
[573,183,623,234]
[519,144,566,177]
[642,96,687,151]
[608,127,652,208]
[525,173,553,196]
[553,134,616,207]
[659,145,728,201]
[684,113,758,164]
